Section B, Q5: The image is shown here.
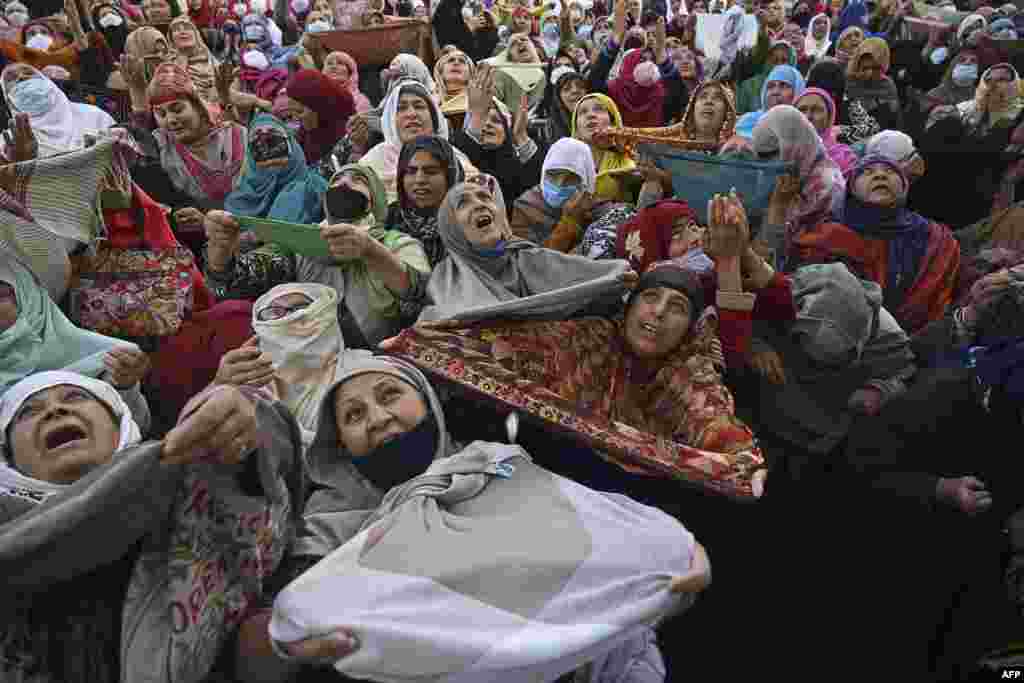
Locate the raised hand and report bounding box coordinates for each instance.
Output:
[614,0,627,44]
[512,93,530,147]
[705,189,750,262]
[214,336,275,387]
[119,54,148,94]
[562,189,594,224]
[467,62,495,119]
[9,113,37,163]
[103,347,151,389]
[654,16,667,63]
[162,386,260,466]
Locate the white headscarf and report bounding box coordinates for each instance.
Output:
[0,371,142,503]
[253,283,345,448]
[542,138,597,194]
[0,64,115,158]
[865,130,916,163]
[804,13,832,60]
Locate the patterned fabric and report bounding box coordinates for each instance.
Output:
[578,202,638,261]
[385,314,766,499]
[68,245,196,338]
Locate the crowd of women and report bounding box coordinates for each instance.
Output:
[2,0,1024,679]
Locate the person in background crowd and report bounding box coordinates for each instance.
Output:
[735,62,805,138]
[796,86,858,174]
[322,50,372,113]
[806,57,881,144]
[845,36,902,132]
[279,68,355,168]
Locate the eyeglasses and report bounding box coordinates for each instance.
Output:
[256,302,311,321]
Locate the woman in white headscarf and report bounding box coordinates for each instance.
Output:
[0,62,114,158]
[0,369,302,683]
[360,79,477,204]
[803,13,831,62]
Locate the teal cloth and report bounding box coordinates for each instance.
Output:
[225,113,327,224]
[0,257,136,396]
[643,143,794,226]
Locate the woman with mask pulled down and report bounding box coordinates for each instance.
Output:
[206,161,431,346]
[229,352,708,683]
[0,370,303,683]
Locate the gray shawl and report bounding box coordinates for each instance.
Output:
[420,182,631,322]
[754,263,916,454]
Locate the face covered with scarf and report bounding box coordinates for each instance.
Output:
[326,355,444,491]
[541,137,596,210]
[0,371,142,486]
[623,266,705,360]
[325,164,389,226]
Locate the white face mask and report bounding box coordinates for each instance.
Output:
[26,34,54,51]
[243,49,270,70]
[307,19,331,32]
[99,13,125,28]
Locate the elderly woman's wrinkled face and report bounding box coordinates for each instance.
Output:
[482,106,508,147]
[509,35,540,63]
[764,79,795,108]
[854,162,903,208]
[144,0,174,23]
[797,93,830,133]
[404,150,449,209]
[559,77,587,114]
[334,373,427,458]
[171,21,198,49]
[8,385,120,484]
[0,280,16,332]
[574,97,612,144]
[323,53,352,84]
[624,287,692,359]
[670,217,703,257]
[455,185,504,249]
[153,98,206,143]
[812,15,828,38]
[257,292,313,321]
[692,85,727,137]
[396,92,435,144]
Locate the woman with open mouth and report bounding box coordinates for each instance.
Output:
[432,45,476,130]
[413,178,637,324]
[0,370,302,683]
[482,32,546,114]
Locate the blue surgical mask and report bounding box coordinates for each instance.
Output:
[929,46,948,64]
[542,179,578,208]
[9,78,53,117]
[952,62,978,86]
[307,19,331,32]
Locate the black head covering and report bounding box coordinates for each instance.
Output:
[627,265,706,324]
[91,4,129,58]
[807,58,848,123]
[396,135,464,211]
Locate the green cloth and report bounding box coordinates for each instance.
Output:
[0,258,136,395]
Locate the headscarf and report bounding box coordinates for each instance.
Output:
[836,0,868,38]
[804,13,832,60]
[285,69,355,165]
[833,26,864,66]
[923,48,980,111]
[718,5,746,70]
[299,352,452,556]
[225,113,328,223]
[957,13,987,46]
[0,258,139,396]
[422,182,631,322]
[542,137,597,194]
[846,36,890,79]
[394,136,466,267]
[91,3,130,57]
[680,80,738,147]
[485,42,546,93]
[864,129,917,166]
[168,16,219,104]
[383,54,439,102]
[795,87,858,174]
[189,0,215,27]
[806,58,848,124]
[325,51,371,113]
[337,162,390,227]
[844,37,900,111]
[0,64,115,158]
[362,80,459,204]
[616,200,700,274]
[253,282,344,445]
[751,104,845,229]
[434,47,476,115]
[734,64,805,138]
[570,93,638,200]
[956,63,1024,133]
[124,25,172,63]
[0,371,142,499]
[543,67,587,144]
[608,49,668,127]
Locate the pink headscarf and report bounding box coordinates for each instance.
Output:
[324,51,371,113]
[796,87,858,175]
